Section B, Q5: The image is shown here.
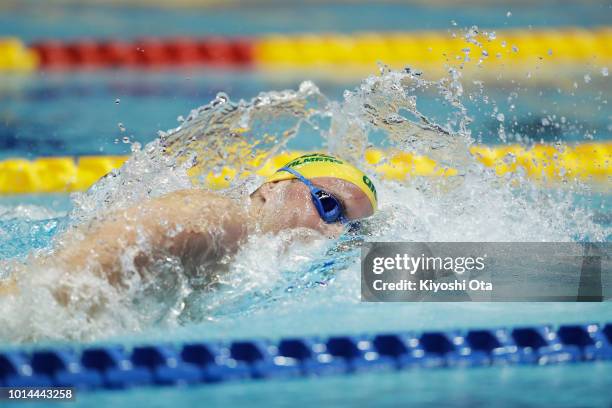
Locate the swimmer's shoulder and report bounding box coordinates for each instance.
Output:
[151,188,248,249]
[155,188,237,208]
[150,189,246,223]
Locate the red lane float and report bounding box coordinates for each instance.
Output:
[31,38,255,69]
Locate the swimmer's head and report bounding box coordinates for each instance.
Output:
[250,153,377,236]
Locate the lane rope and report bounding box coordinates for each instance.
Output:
[1,27,610,72]
[254,27,612,74]
[0,322,610,390]
[0,142,609,194]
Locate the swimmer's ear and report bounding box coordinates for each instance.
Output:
[251,179,291,200]
[250,182,274,199]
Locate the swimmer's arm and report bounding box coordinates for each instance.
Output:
[54,189,248,287]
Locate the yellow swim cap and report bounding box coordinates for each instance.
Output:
[266,153,378,211]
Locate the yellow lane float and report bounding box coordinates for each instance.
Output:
[0,37,39,72]
[254,28,612,76]
[0,143,609,194]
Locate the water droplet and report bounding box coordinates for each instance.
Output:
[481,50,489,57]
[177,115,185,123]
[601,67,608,77]
[506,11,512,17]
[503,153,515,164]
[496,113,505,122]
[115,98,120,105]
[584,74,591,83]
[130,141,141,153]
[464,26,480,45]
[215,92,229,104]
[548,49,553,56]
[451,19,457,26]
[122,136,130,144]
[511,45,519,53]
[118,123,125,132]
[541,118,550,126]
[43,220,57,233]
[501,41,507,48]
[488,31,496,40]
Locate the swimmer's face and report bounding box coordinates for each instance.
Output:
[250,177,374,237]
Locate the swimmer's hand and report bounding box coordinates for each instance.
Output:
[52,189,248,289]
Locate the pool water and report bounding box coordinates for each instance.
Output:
[1,2,611,407]
[3,2,610,42]
[2,71,610,159]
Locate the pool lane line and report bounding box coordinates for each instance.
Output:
[1,27,611,72]
[0,323,610,390]
[0,38,38,72]
[0,142,609,194]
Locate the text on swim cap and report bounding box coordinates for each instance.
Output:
[285,155,343,168]
[362,175,377,200]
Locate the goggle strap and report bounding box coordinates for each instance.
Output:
[278,167,319,192]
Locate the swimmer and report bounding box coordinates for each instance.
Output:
[0,153,377,300]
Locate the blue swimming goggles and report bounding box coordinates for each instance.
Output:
[278,166,348,224]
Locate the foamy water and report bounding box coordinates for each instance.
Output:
[0,66,609,343]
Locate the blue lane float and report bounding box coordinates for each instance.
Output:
[0,323,611,391]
